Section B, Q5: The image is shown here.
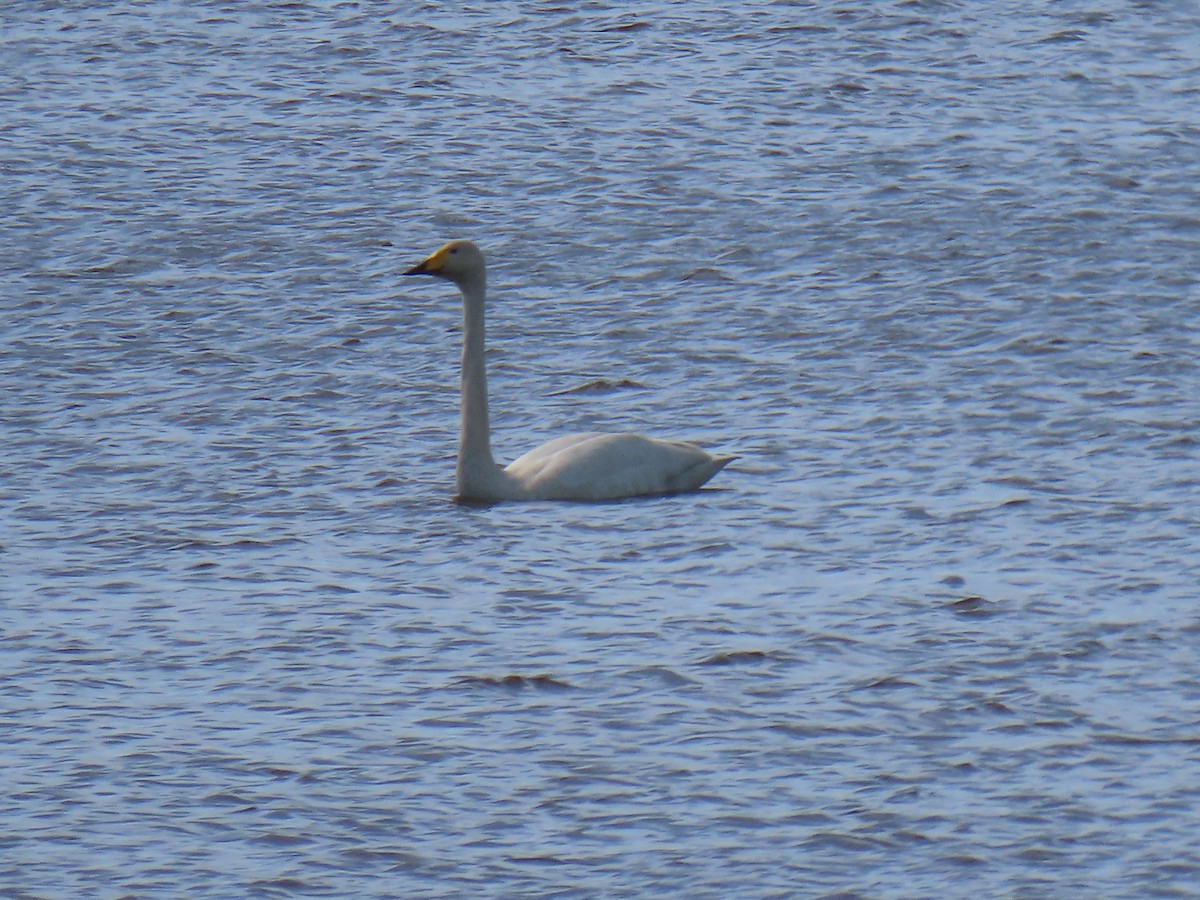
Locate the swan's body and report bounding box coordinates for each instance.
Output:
[404,240,734,502]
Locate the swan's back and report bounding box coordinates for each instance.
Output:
[504,432,733,501]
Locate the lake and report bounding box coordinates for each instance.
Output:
[3,1,1199,896]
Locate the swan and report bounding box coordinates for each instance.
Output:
[403,240,735,502]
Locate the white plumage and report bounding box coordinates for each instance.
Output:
[404,240,734,502]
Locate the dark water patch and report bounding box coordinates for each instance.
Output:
[696,649,782,667]
[549,378,646,396]
[625,666,699,688]
[453,674,577,692]
[945,596,1001,616]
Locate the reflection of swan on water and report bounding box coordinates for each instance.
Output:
[404,240,735,502]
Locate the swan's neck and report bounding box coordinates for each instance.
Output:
[456,275,512,500]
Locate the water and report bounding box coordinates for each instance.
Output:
[3,1,1199,895]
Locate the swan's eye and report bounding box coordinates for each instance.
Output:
[450,247,459,255]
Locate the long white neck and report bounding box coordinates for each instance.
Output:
[456,273,509,499]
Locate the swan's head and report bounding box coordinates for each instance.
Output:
[404,240,485,287]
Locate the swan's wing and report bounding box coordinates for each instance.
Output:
[505,432,732,500]
[505,432,609,471]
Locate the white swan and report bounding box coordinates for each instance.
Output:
[404,240,735,502]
